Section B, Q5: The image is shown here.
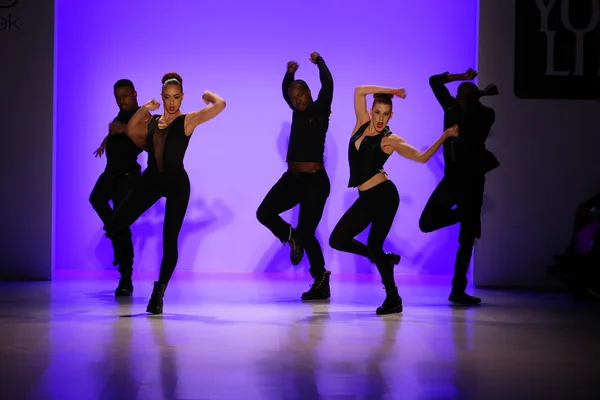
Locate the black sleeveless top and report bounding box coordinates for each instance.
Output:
[105,107,142,174]
[348,121,392,188]
[147,114,190,173]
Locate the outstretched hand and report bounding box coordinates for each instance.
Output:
[287,61,299,73]
[464,68,478,80]
[309,52,320,64]
[444,124,459,138]
[93,146,105,158]
[143,99,160,111]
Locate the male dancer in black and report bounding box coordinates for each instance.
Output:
[90,79,142,297]
[419,68,499,305]
[256,51,334,300]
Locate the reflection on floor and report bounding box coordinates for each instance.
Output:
[1,270,599,400]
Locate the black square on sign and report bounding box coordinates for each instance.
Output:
[514,0,600,99]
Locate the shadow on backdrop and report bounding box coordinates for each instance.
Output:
[91,176,233,272]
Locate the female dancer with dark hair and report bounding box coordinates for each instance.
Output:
[329,86,458,315]
[106,72,226,314]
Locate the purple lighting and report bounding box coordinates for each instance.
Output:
[54,0,479,276]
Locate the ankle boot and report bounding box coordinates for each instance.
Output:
[146,281,167,314]
[376,286,403,315]
[288,228,305,266]
[115,275,133,297]
[370,252,401,266]
[301,270,331,300]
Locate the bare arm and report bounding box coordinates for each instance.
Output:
[108,120,128,135]
[126,105,153,149]
[183,91,226,136]
[383,126,458,163]
[353,86,405,128]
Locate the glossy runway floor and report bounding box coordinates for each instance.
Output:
[1,271,599,400]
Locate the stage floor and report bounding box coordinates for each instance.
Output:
[1,271,599,400]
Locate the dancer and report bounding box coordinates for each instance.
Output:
[90,79,141,296]
[256,52,334,300]
[329,86,458,315]
[105,72,226,314]
[418,68,499,305]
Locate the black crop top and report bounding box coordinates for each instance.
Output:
[146,114,190,173]
[348,121,392,188]
[105,107,142,174]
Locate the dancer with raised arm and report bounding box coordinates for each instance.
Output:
[90,79,141,297]
[106,72,226,314]
[256,52,334,301]
[329,86,458,314]
[419,68,499,305]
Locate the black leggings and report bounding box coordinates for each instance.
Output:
[329,180,400,290]
[89,169,140,273]
[105,169,190,284]
[419,172,485,293]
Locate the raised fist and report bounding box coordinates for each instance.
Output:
[482,84,499,96]
[394,88,407,99]
[464,68,478,80]
[287,61,299,73]
[143,99,160,111]
[309,52,320,64]
[444,124,459,138]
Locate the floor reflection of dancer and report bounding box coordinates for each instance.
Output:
[256,52,334,301]
[90,79,141,297]
[419,69,499,305]
[329,87,458,315]
[106,72,226,314]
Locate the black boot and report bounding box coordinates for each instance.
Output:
[146,281,167,314]
[376,286,403,315]
[370,252,401,266]
[301,270,331,300]
[289,228,304,266]
[448,292,482,305]
[115,275,133,297]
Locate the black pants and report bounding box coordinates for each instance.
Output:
[105,169,190,284]
[329,180,400,290]
[256,170,330,278]
[89,169,140,273]
[419,172,485,293]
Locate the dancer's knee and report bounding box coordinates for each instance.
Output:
[328,229,345,250]
[418,213,434,233]
[89,192,102,209]
[256,204,272,225]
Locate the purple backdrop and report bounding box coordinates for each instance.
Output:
[54,0,479,276]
